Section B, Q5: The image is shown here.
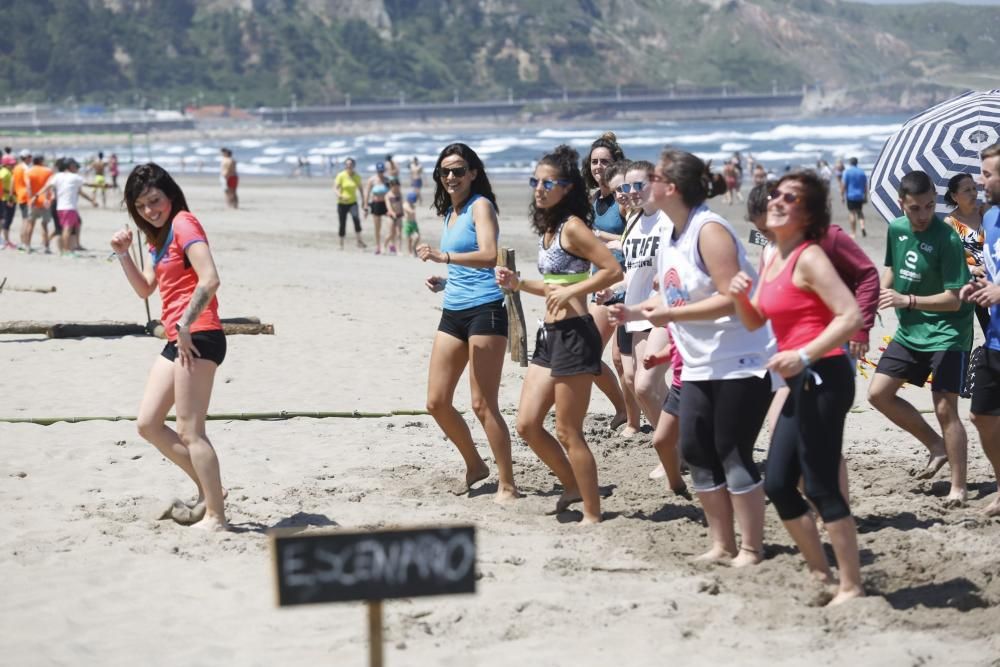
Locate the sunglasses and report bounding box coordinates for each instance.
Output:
[768,190,800,205]
[435,166,468,179]
[616,181,647,194]
[529,177,570,191]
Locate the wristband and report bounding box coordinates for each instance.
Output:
[445,252,451,264]
[908,294,916,310]
[116,251,130,260]
[797,348,811,367]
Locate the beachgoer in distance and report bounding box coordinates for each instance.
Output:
[609,149,773,566]
[110,163,228,531]
[944,172,989,334]
[24,155,54,253]
[403,190,421,256]
[220,148,238,209]
[0,154,15,249]
[410,157,424,202]
[582,132,640,436]
[496,145,623,524]
[35,157,98,256]
[365,162,391,254]
[91,151,108,207]
[868,170,973,507]
[960,143,1000,517]
[417,143,519,503]
[109,153,120,189]
[385,154,399,179]
[385,178,404,255]
[840,157,866,238]
[730,172,865,606]
[12,149,31,249]
[333,157,367,250]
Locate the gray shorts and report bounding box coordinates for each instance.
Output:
[28,206,52,224]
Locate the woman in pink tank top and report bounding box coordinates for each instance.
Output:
[729,171,866,606]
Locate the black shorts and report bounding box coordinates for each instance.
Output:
[617,326,633,355]
[370,200,388,216]
[846,199,865,213]
[532,314,602,377]
[438,299,507,342]
[875,339,968,395]
[971,347,1000,416]
[2,202,15,230]
[662,384,682,417]
[160,330,227,366]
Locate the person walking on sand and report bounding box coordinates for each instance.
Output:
[496,145,623,524]
[730,171,865,606]
[868,170,973,507]
[34,157,97,255]
[583,132,640,436]
[944,172,989,335]
[220,148,238,209]
[365,162,391,254]
[410,157,424,202]
[959,143,1000,517]
[90,151,108,207]
[334,157,367,250]
[12,149,32,249]
[840,157,867,238]
[0,154,15,249]
[609,149,773,566]
[110,163,228,531]
[109,153,120,189]
[23,155,54,253]
[403,191,421,256]
[416,143,519,503]
[385,178,404,255]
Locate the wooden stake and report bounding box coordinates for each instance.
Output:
[497,248,528,367]
[368,600,384,667]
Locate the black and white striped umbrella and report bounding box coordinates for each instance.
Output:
[870,89,1000,222]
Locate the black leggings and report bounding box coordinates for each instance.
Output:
[765,355,854,523]
[679,375,771,493]
[337,203,361,237]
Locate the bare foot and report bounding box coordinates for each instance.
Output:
[827,587,865,606]
[610,412,628,430]
[579,512,602,525]
[191,515,229,532]
[943,487,968,509]
[620,426,639,438]
[649,463,666,479]
[982,497,1000,516]
[546,491,582,515]
[913,451,948,480]
[450,464,489,495]
[730,546,763,568]
[694,544,736,564]
[190,487,229,507]
[494,484,523,505]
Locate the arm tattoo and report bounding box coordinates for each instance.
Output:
[179,286,212,327]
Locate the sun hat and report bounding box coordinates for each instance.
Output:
[19,149,31,158]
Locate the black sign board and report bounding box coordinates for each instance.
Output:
[271,525,476,606]
[749,229,769,247]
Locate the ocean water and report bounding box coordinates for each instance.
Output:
[58,113,909,179]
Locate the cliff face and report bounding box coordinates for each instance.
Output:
[0,0,995,111]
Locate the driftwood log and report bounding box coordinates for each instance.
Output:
[0,317,273,338]
[497,248,528,366]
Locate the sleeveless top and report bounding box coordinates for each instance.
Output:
[538,220,590,284]
[758,242,842,360]
[593,192,626,265]
[944,214,985,268]
[657,204,772,381]
[441,194,503,310]
[371,178,389,196]
[623,210,669,332]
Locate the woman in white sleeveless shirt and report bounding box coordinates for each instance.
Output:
[610,149,773,566]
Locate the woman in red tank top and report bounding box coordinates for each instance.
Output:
[729,172,865,606]
[110,163,228,531]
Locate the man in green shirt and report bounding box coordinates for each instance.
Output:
[868,170,973,506]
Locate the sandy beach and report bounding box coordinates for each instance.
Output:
[2,175,999,666]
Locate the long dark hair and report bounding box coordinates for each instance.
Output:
[582,131,626,190]
[431,143,497,217]
[530,145,593,235]
[775,170,831,241]
[658,148,727,208]
[944,172,974,207]
[123,163,190,252]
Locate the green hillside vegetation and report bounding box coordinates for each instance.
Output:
[0,0,996,109]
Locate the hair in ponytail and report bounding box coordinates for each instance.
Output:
[531,144,594,235]
[658,148,727,208]
[583,131,626,190]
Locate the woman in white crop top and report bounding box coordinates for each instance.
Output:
[610,149,772,567]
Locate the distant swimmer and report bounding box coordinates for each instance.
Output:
[220,147,238,209]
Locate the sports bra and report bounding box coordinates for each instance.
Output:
[538,220,590,284]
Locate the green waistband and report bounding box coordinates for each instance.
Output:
[543,272,589,285]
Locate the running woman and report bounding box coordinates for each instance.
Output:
[496,145,623,524]
[417,143,519,503]
[730,171,865,606]
[110,163,228,531]
[610,149,773,565]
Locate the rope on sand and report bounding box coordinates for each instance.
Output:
[0,410,435,426]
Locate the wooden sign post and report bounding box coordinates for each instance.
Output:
[271,525,477,666]
[497,248,528,366]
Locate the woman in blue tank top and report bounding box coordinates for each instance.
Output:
[581,132,641,437]
[416,143,519,503]
[495,145,623,524]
